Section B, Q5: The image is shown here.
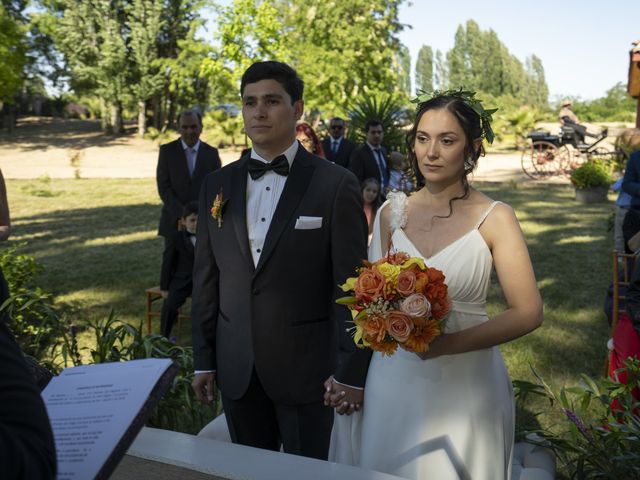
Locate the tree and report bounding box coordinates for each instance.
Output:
[53,0,129,133]
[446,25,470,90]
[397,44,411,96]
[205,0,407,119]
[433,49,447,90]
[127,0,164,137]
[415,45,433,93]
[524,54,549,109]
[443,20,549,108]
[45,0,206,133]
[0,4,27,104]
[201,0,290,106]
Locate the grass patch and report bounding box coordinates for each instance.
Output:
[5,178,614,390]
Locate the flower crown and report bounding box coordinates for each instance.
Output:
[411,88,498,144]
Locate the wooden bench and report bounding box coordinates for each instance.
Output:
[145,287,190,336]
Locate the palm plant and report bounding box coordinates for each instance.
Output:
[346,93,412,153]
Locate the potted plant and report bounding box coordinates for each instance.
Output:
[569,159,613,203]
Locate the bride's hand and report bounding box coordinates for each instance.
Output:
[323,375,363,415]
[415,334,448,360]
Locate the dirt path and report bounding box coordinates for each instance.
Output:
[0,116,567,184]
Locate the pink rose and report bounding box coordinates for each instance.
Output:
[400,293,431,318]
[396,269,416,297]
[385,311,414,342]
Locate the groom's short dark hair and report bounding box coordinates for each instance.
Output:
[240,61,304,104]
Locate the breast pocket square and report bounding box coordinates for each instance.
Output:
[295,216,323,230]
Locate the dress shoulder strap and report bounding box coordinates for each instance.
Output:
[475,201,502,229]
[387,191,408,231]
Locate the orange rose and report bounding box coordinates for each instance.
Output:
[400,293,431,318]
[362,314,387,343]
[402,319,441,353]
[396,269,416,297]
[385,310,414,343]
[354,267,386,302]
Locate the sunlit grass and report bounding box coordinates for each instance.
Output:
[5,177,616,413]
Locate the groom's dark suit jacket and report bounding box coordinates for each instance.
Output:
[156,138,221,237]
[191,148,371,405]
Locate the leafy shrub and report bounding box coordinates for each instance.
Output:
[516,361,640,478]
[0,244,62,361]
[570,160,613,189]
[70,311,217,434]
[346,93,412,153]
[1,247,216,434]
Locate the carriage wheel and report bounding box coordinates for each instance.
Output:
[521,141,571,179]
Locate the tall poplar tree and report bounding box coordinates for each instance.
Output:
[415,45,433,93]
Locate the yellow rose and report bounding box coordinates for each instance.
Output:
[377,262,401,283]
[401,257,426,270]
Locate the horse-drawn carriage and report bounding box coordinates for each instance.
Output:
[521,125,621,179]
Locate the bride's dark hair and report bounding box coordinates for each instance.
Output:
[406,95,486,219]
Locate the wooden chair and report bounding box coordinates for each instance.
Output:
[145,287,190,337]
[605,250,637,375]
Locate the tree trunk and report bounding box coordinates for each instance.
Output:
[167,91,177,130]
[152,95,162,130]
[138,100,146,138]
[111,103,123,135]
[100,98,113,134]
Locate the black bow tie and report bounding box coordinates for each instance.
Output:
[248,155,290,180]
[185,231,195,237]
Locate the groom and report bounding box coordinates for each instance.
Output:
[191,61,371,459]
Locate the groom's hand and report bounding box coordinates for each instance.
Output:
[323,376,363,415]
[192,372,217,405]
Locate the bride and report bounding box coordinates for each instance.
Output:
[325,90,543,479]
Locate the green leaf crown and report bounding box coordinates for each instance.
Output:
[411,88,498,144]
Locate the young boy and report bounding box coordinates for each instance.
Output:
[386,151,414,194]
[160,201,198,338]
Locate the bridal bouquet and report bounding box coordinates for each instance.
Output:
[337,252,450,356]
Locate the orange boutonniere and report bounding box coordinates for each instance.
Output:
[210,188,229,228]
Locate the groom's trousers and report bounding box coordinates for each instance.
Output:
[220,368,333,459]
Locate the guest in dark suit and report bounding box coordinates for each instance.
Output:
[160,201,198,338]
[321,117,356,167]
[0,321,57,479]
[348,119,390,193]
[191,61,370,460]
[156,110,221,241]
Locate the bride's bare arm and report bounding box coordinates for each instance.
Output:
[378,204,392,255]
[421,203,542,358]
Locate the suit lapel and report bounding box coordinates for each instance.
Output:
[254,150,315,275]
[230,158,254,268]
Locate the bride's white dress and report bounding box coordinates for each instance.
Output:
[329,194,514,480]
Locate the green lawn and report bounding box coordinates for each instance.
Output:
[5,176,614,391]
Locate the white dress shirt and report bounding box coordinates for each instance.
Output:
[181,139,201,177]
[246,140,298,267]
